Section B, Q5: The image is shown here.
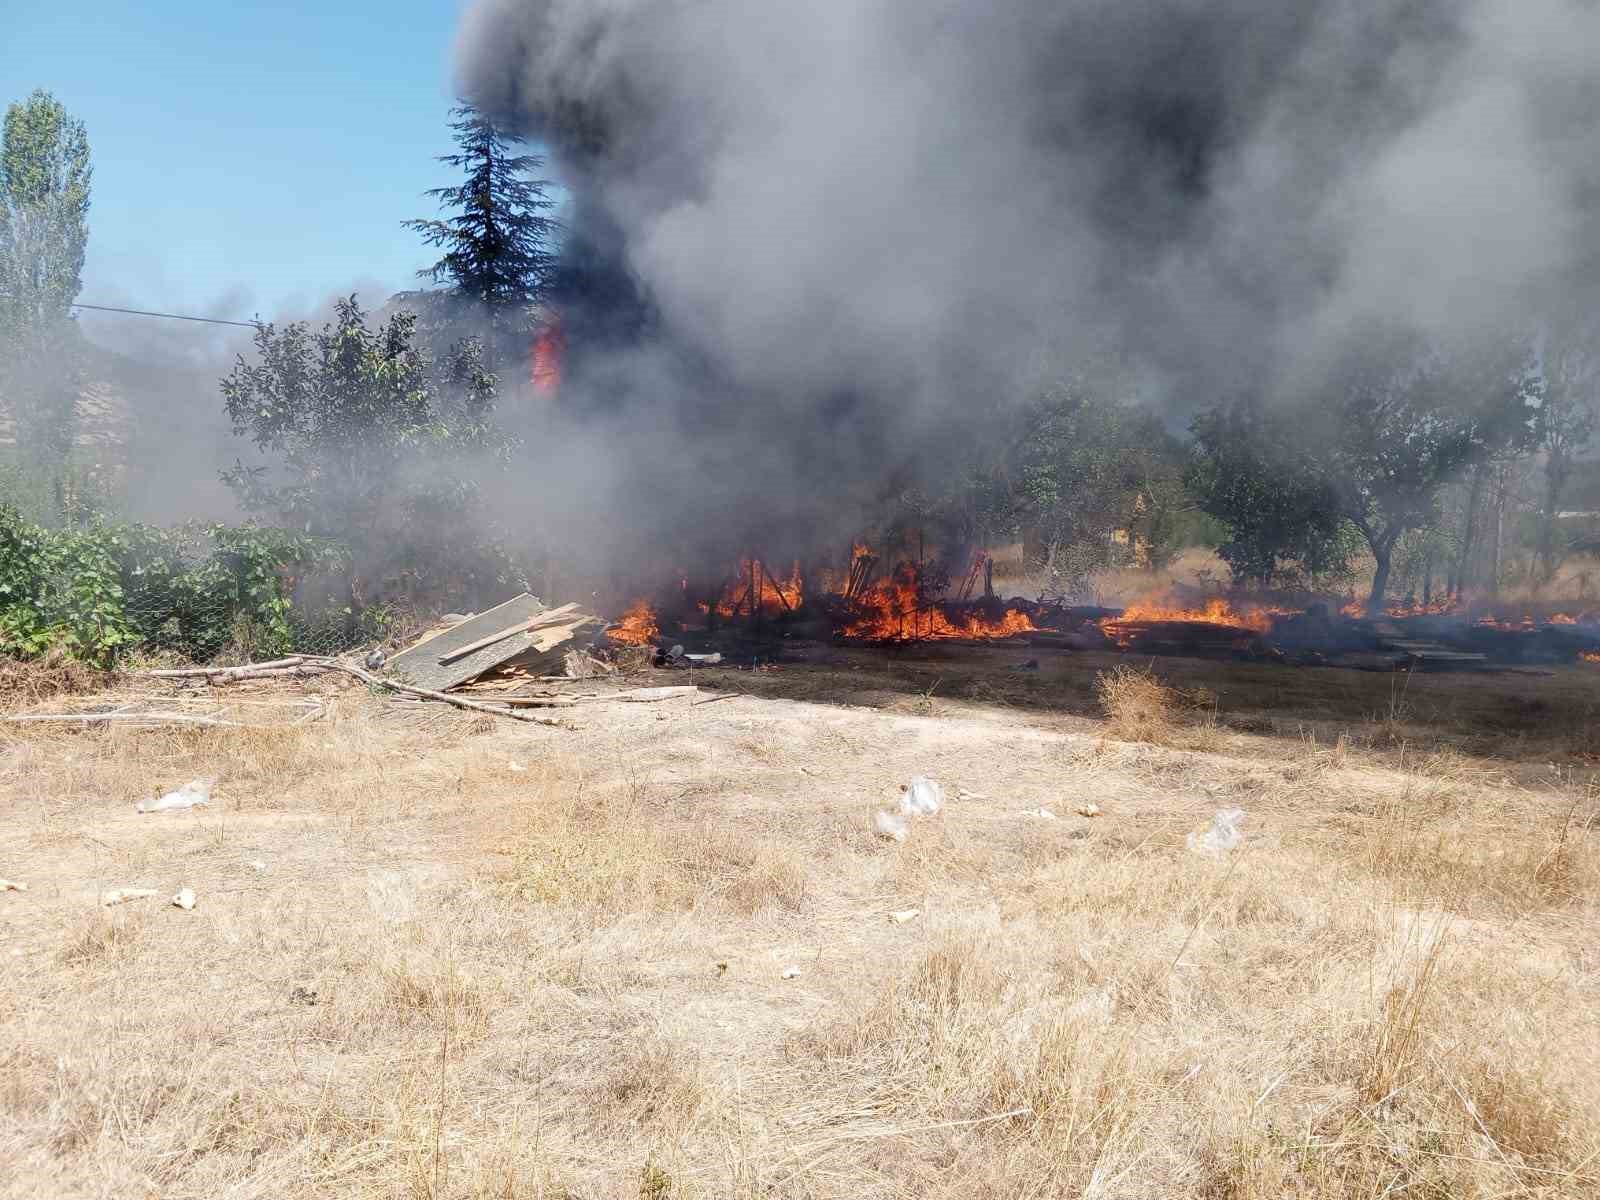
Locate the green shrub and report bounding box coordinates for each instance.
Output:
[0,504,350,666]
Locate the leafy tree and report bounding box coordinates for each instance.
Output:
[1013,381,1186,595]
[1188,399,1355,588]
[0,89,91,498]
[1192,337,1538,613]
[220,297,524,610]
[1317,339,1538,613]
[403,103,559,373]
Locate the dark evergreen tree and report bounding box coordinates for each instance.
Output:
[403,103,558,373]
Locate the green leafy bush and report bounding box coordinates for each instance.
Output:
[0,504,351,665]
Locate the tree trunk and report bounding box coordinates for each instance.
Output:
[1367,543,1394,619]
[1536,452,1570,589]
[1490,463,1507,596]
[1454,465,1486,599]
[1422,549,1433,608]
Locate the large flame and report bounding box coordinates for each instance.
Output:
[837,561,1036,641]
[531,317,565,395]
[609,598,660,646]
[701,558,804,619]
[1099,595,1291,647]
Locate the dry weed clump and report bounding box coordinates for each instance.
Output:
[1095,663,1178,742]
[1095,663,1174,742]
[0,650,107,710]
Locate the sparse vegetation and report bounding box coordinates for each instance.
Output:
[1,644,1594,1198]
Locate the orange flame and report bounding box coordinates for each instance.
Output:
[1385,597,1458,617]
[838,562,1037,641]
[609,599,660,646]
[1098,595,1292,646]
[531,317,564,395]
[818,542,874,595]
[1581,651,1600,665]
[1474,613,1537,632]
[700,558,804,619]
[1342,597,1459,618]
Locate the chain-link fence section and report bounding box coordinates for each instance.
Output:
[120,590,380,664]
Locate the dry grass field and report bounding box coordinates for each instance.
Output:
[2,645,1598,1198]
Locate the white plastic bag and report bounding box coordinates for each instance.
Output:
[1187,808,1245,857]
[900,777,944,816]
[137,778,213,814]
[874,810,909,842]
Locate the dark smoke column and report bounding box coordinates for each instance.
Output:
[453,0,1600,573]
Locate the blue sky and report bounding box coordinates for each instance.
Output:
[3,0,521,326]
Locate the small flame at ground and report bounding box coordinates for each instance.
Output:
[609,599,660,646]
[1581,651,1600,665]
[1341,597,1459,618]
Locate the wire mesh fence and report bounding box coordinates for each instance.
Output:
[118,592,382,665]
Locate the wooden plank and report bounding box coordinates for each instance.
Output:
[436,603,582,664]
[387,593,549,692]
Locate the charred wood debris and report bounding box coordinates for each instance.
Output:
[119,577,1600,731]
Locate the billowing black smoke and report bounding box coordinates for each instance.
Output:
[454,0,1600,576]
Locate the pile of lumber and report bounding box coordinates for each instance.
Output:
[115,595,613,731]
[385,594,604,693]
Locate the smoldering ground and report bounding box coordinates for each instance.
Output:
[456,0,1600,574]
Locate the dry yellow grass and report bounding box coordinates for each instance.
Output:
[1094,663,1220,748]
[1096,662,1177,743]
[0,656,1597,1198]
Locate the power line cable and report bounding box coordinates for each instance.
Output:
[69,301,260,328]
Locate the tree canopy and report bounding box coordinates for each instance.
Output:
[220,297,522,608]
[1191,336,1540,612]
[0,89,92,500]
[403,103,559,372]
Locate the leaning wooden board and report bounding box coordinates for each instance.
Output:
[437,603,582,664]
[387,593,555,692]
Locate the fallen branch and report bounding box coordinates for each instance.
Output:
[315,659,569,729]
[4,711,242,727]
[613,686,699,702]
[136,654,569,727]
[691,692,740,707]
[141,657,311,680]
